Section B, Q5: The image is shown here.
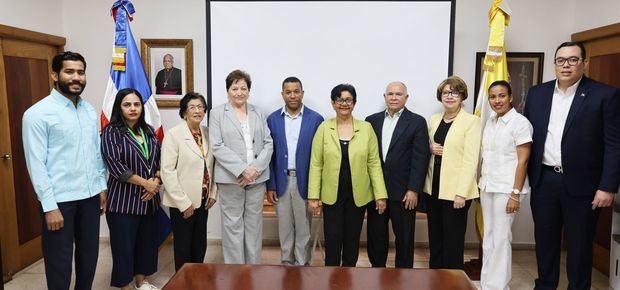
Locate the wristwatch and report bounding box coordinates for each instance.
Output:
[512,188,521,195]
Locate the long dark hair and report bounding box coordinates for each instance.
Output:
[108,88,153,136]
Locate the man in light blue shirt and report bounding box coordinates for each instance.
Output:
[22,51,107,290]
[266,77,324,265]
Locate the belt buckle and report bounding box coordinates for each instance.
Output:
[288,169,296,177]
[553,166,563,174]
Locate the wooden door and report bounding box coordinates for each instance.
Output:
[573,22,620,276]
[0,24,64,280]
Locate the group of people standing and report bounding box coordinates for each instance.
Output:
[22,40,619,290]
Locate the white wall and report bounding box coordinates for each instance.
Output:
[573,0,620,33]
[0,0,63,36]
[4,0,620,245]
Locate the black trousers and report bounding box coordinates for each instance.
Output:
[531,167,601,290]
[106,212,158,287]
[426,195,471,269]
[366,199,416,268]
[170,199,208,271]
[40,195,100,290]
[322,196,366,267]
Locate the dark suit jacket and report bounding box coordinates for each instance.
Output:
[366,107,430,201]
[523,77,620,196]
[266,106,324,199]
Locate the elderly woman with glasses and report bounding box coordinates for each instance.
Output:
[161,92,217,271]
[308,83,388,267]
[423,76,481,270]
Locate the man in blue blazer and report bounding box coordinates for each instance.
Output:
[267,77,324,265]
[365,81,430,268]
[524,41,620,290]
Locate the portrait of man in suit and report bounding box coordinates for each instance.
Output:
[154,53,182,95]
[365,81,430,268]
[524,41,620,290]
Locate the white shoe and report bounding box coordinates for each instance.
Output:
[134,280,160,290]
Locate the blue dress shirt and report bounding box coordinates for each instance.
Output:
[22,89,107,212]
[283,106,304,170]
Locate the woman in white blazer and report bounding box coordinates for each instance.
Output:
[161,92,217,271]
[209,70,273,264]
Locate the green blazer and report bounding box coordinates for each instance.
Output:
[308,118,388,206]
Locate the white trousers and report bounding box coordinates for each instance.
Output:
[275,175,312,265]
[480,190,523,290]
[218,182,265,264]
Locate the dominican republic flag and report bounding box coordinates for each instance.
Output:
[101,0,171,245]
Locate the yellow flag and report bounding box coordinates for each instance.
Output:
[475,0,511,240]
[475,0,511,123]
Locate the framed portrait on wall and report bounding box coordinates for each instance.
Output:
[474,52,544,113]
[140,39,193,107]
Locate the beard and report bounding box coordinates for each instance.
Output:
[57,79,85,97]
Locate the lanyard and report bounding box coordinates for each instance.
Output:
[128,127,149,159]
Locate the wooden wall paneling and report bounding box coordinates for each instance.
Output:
[0,24,64,279]
[572,23,620,277]
[0,24,64,48]
[4,56,46,245]
[0,40,20,280]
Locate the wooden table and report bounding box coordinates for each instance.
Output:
[163,263,477,290]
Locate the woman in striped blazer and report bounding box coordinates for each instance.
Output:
[101,88,162,290]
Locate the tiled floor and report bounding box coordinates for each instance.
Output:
[3,241,611,289]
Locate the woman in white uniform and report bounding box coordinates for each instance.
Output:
[479,80,533,290]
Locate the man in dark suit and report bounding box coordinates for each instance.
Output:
[365,81,430,268]
[523,41,620,290]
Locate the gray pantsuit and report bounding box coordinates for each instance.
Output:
[218,183,265,264]
[276,175,312,265]
[209,102,274,265]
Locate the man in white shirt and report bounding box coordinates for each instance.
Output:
[524,42,620,290]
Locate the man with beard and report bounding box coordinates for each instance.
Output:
[155,53,182,95]
[267,77,323,265]
[22,51,107,290]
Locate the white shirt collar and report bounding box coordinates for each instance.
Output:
[492,107,517,124]
[384,107,404,118]
[281,104,305,118]
[554,77,582,96]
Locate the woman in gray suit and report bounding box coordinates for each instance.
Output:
[209,70,273,264]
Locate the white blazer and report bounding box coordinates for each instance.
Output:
[161,122,217,211]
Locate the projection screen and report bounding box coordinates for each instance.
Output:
[208,0,455,120]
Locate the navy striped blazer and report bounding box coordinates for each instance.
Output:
[101,124,161,215]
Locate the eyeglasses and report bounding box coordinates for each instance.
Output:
[441,91,460,98]
[335,98,354,105]
[188,105,205,111]
[554,57,581,66]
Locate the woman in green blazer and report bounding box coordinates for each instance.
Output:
[308,84,388,267]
